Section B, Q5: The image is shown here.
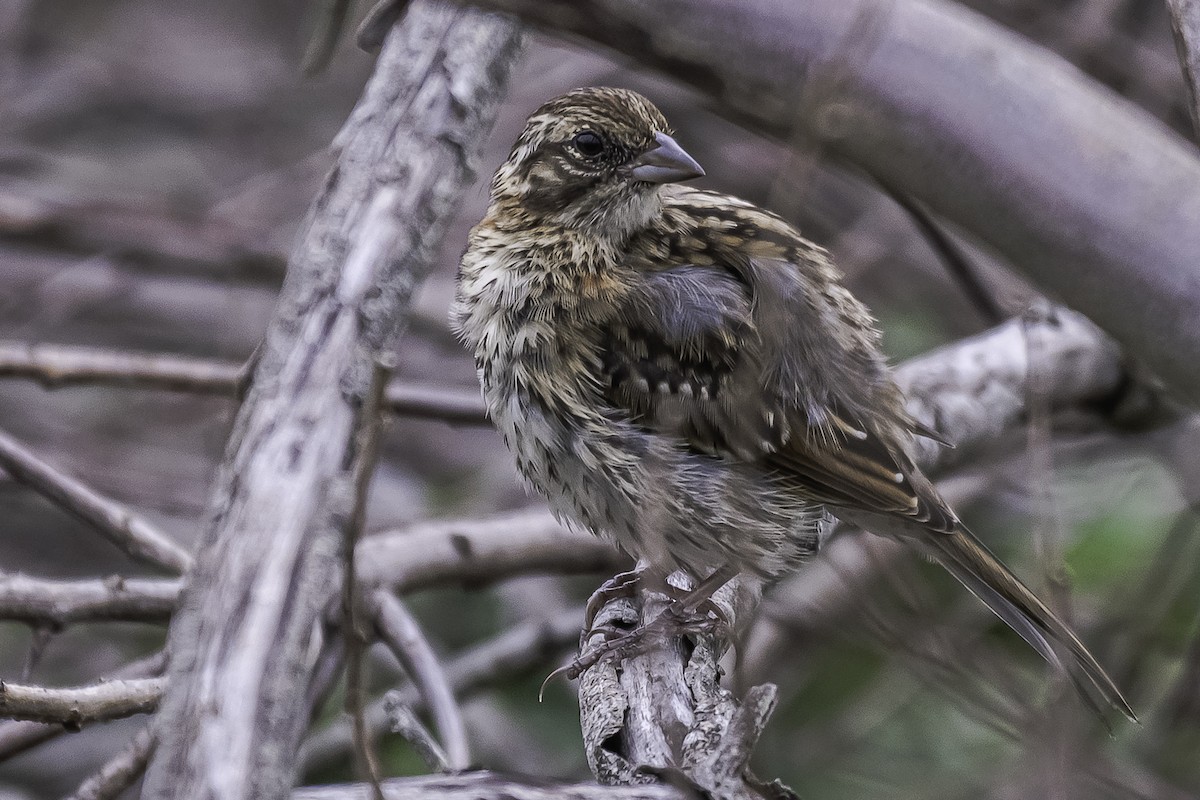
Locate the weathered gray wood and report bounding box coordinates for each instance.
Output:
[1167,0,1200,135]
[292,772,687,800]
[140,4,522,798]
[456,0,1200,405]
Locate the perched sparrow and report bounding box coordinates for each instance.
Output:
[452,87,1132,719]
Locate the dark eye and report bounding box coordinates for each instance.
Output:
[572,131,605,158]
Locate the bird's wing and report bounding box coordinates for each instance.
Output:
[606,225,955,531]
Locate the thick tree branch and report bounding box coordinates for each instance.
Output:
[141,5,522,799]
[454,0,1200,405]
[0,428,192,573]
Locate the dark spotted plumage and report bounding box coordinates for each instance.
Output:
[452,87,1132,721]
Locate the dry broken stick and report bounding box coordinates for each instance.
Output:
[0,651,166,762]
[0,427,192,573]
[0,676,164,726]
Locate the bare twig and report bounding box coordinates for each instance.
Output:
[0,341,488,424]
[142,6,522,798]
[0,341,243,393]
[301,607,582,774]
[303,0,354,75]
[0,573,179,626]
[0,188,286,282]
[21,626,52,682]
[65,726,156,800]
[384,700,450,772]
[0,677,164,726]
[0,651,166,762]
[886,188,1006,325]
[371,590,470,771]
[0,428,192,574]
[291,771,688,799]
[1167,0,1200,136]
[358,0,414,49]
[344,363,390,800]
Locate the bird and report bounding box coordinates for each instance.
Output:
[451,86,1133,721]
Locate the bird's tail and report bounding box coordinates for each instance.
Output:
[924,526,1136,724]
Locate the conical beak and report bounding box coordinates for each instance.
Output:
[627,131,705,184]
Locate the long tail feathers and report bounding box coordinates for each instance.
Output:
[925,526,1137,725]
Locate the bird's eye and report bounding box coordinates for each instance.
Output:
[572,131,605,158]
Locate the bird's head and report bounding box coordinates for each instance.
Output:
[490,87,704,241]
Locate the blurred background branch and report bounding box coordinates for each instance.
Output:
[449,0,1200,405]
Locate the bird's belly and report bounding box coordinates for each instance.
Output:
[488,378,828,580]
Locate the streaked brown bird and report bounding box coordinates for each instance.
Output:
[452,86,1132,720]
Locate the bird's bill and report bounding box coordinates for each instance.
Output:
[626,131,705,183]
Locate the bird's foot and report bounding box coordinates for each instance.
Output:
[583,568,647,629]
[540,567,738,698]
[568,594,730,680]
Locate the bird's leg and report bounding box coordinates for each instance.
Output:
[657,564,737,628]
